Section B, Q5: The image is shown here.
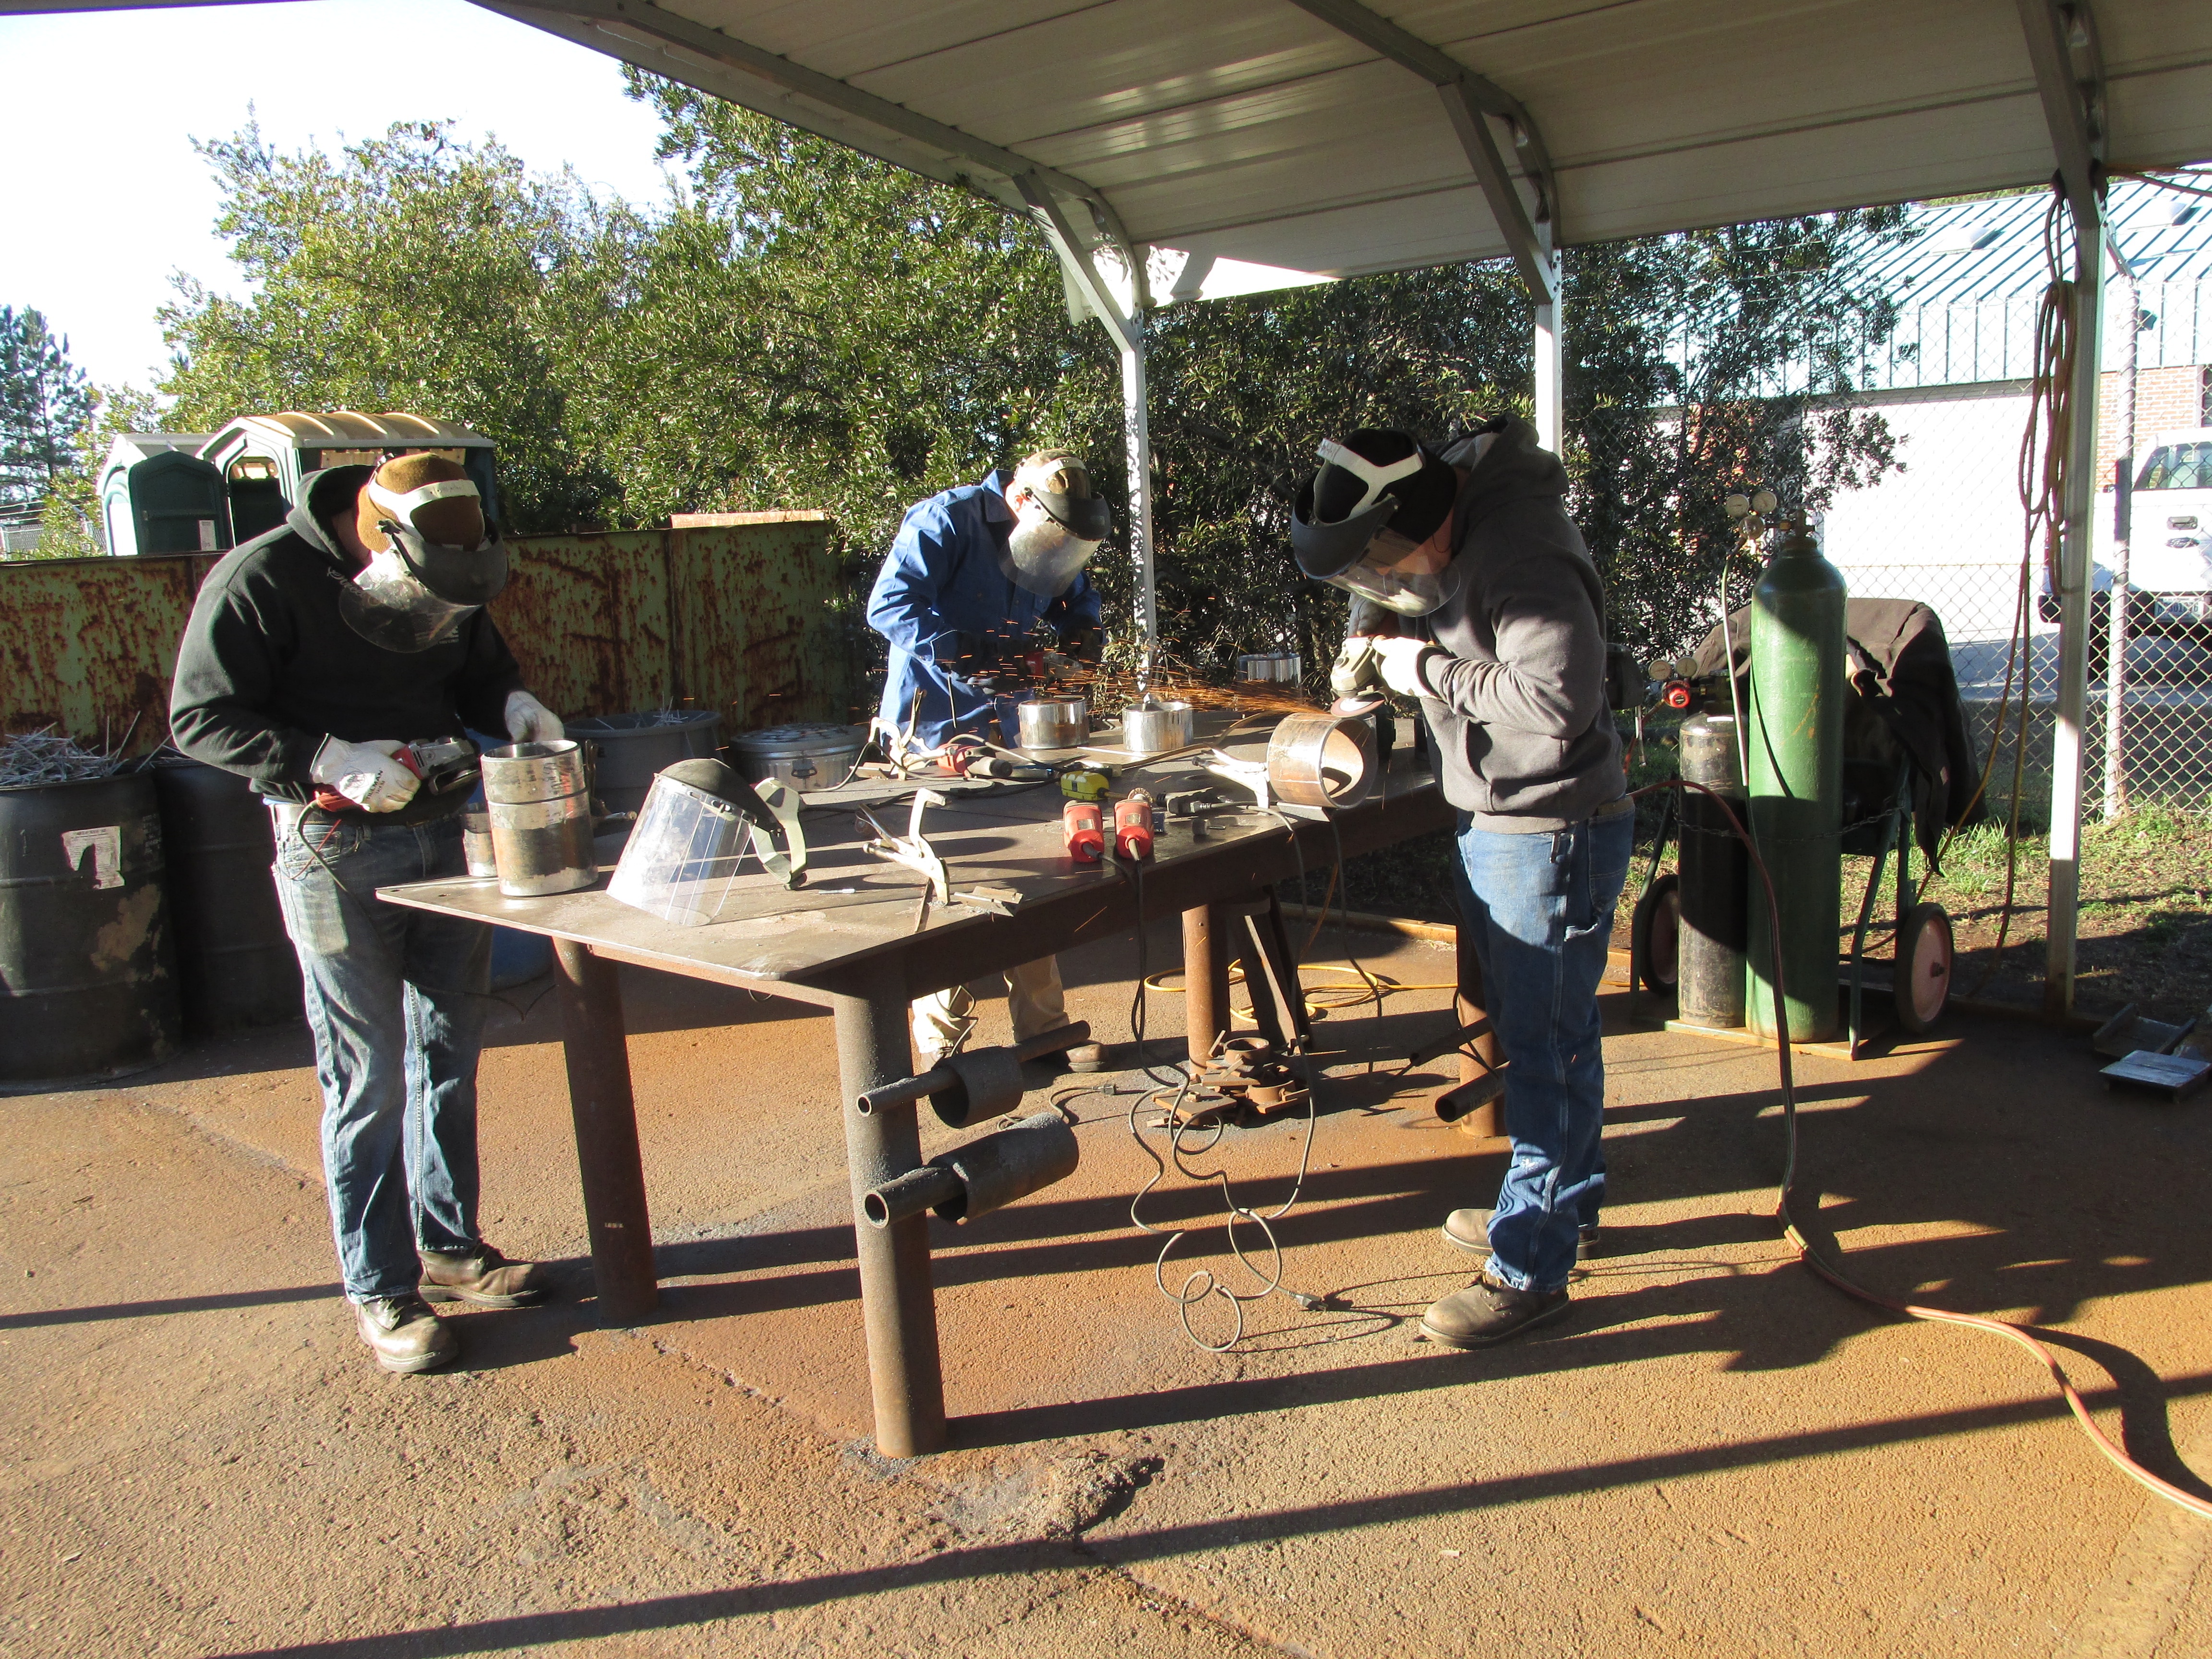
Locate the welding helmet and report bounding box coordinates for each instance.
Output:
[1003,450,1111,598]
[1290,430,1462,617]
[336,462,510,653]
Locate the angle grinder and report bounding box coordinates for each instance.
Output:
[311,736,480,813]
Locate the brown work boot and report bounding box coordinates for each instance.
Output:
[419,1243,551,1309]
[1419,1271,1570,1350]
[1441,1207,1600,1262]
[354,1295,458,1374]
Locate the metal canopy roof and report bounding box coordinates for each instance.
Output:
[481,0,2212,303]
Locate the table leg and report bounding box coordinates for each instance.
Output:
[1181,902,1230,1065]
[1450,922,1507,1140]
[551,938,658,1323]
[833,961,947,1457]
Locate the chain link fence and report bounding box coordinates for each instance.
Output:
[1821,378,2212,825]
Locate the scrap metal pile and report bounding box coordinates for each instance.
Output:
[0,722,149,787]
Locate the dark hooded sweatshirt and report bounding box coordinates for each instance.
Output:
[168,464,524,821]
[1413,419,1625,832]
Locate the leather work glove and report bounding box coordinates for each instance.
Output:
[1059,621,1106,664]
[1370,635,1444,700]
[504,689,565,743]
[310,737,421,813]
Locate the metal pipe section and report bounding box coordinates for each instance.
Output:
[1182,903,1229,1065]
[2104,243,2138,821]
[1677,713,1750,1028]
[862,1166,964,1228]
[481,740,595,897]
[1122,335,1157,650]
[855,1020,1092,1116]
[1745,526,1847,1043]
[833,959,947,1458]
[2045,212,2106,1018]
[1448,914,1504,1137]
[550,938,658,1324]
[1266,713,1378,813]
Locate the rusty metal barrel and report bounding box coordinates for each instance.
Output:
[0,770,183,1087]
[151,757,302,1034]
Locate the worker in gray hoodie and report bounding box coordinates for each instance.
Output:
[1292,419,1630,1346]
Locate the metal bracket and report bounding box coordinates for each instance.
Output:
[1016,173,1144,351]
[858,789,952,908]
[2016,0,2107,231]
[1284,0,1559,305]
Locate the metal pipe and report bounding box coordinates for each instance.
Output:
[862,1166,964,1228]
[2103,241,2138,820]
[550,938,657,1324]
[1182,903,1228,1065]
[929,1111,1081,1224]
[855,1020,1092,1116]
[2046,208,2107,1018]
[832,959,947,1457]
[1446,912,1505,1137]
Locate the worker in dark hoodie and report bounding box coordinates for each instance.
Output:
[1292,420,1630,1347]
[170,452,561,1376]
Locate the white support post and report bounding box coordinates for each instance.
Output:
[1532,221,1563,453]
[2045,209,2105,1018]
[1120,331,1158,651]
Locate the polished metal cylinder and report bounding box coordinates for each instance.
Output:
[1119,701,1194,754]
[480,740,596,897]
[1017,696,1088,751]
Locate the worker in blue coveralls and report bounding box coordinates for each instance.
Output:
[866,447,1111,1073]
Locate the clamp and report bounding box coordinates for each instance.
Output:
[857,789,952,909]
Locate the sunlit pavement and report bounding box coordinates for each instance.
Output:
[3,922,2208,1658]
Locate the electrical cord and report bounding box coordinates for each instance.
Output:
[1633,776,2212,1522]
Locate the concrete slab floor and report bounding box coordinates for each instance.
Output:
[2,920,2209,1658]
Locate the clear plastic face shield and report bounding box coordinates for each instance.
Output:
[1292,439,1462,617]
[1002,462,1111,597]
[335,475,510,653]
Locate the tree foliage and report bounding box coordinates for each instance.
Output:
[0,306,95,509]
[152,88,1913,667]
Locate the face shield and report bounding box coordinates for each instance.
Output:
[999,458,1111,598]
[335,476,511,653]
[1289,438,1461,617]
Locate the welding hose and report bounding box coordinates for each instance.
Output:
[1631,779,2212,1522]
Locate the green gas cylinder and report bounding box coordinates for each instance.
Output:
[1745,524,1846,1043]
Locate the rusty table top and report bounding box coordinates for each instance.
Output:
[377,713,1449,1007]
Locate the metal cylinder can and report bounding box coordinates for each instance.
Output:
[1265,713,1378,813]
[1119,701,1194,754]
[726,722,866,794]
[0,770,182,1087]
[480,740,597,897]
[1745,527,1846,1042]
[1017,696,1088,752]
[1677,714,1750,1029]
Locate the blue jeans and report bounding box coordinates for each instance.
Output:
[1450,806,1634,1295]
[269,808,492,1302]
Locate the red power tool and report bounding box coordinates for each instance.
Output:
[1113,790,1155,861]
[1063,799,1104,862]
[311,737,479,813]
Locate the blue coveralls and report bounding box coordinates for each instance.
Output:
[866,470,1103,751]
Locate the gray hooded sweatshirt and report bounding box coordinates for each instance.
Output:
[1413,419,1625,832]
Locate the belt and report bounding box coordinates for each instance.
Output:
[1594,795,1635,820]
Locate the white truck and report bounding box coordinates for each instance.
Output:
[2041,427,2212,644]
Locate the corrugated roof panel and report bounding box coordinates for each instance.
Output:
[477,0,2212,293]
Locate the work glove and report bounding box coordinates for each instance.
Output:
[1370,635,1444,700]
[310,736,421,814]
[504,689,564,743]
[1058,621,1106,664]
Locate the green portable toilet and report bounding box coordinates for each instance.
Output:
[97,434,225,557]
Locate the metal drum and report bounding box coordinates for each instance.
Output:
[1237,652,1303,683]
[566,711,721,816]
[1265,713,1378,814]
[0,770,182,1087]
[151,757,301,1035]
[1119,700,1194,754]
[1017,696,1088,751]
[727,722,865,794]
[480,741,596,897]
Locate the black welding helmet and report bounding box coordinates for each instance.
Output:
[1291,430,1462,617]
[337,472,511,653]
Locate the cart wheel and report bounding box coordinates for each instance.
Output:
[1894,902,1954,1034]
[1632,873,1681,994]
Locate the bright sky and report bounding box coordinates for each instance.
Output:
[0,0,678,394]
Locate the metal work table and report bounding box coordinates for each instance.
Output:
[379,718,1459,1455]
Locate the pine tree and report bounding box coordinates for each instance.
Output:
[0,307,95,509]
